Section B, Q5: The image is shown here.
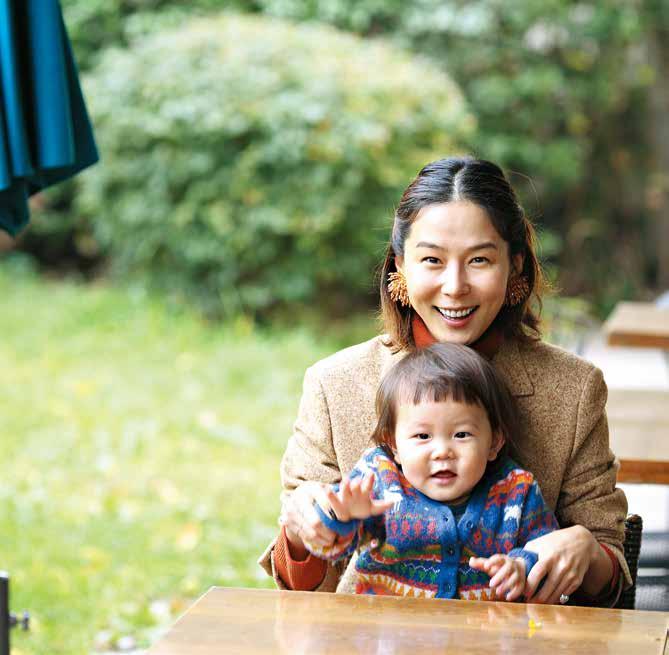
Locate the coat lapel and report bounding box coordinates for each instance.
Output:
[491,339,534,397]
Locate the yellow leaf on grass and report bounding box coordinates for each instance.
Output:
[73,380,95,397]
[176,522,202,551]
[81,546,111,570]
[152,478,182,505]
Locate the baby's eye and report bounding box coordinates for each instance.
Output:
[453,431,472,439]
[414,433,431,440]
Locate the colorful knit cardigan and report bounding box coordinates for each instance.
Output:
[308,447,559,600]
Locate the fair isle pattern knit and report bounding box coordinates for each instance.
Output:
[308,447,559,600]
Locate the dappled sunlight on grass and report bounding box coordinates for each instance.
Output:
[0,267,374,654]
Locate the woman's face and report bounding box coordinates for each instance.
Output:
[397,201,522,346]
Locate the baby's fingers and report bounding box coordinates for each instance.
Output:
[360,473,376,496]
[338,475,352,501]
[325,487,350,522]
[504,576,525,602]
[369,498,394,516]
[489,560,514,590]
[468,556,487,571]
[469,554,505,574]
[496,568,521,599]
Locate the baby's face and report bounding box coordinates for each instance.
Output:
[392,398,503,504]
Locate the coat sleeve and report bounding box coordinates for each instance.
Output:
[281,365,342,496]
[556,366,631,589]
[258,364,347,591]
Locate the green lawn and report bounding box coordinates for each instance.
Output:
[0,262,375,654]
[0,259,589,654]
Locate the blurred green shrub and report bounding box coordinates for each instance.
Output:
[61,0,255,71]
[38,1,665,312]
[75,13,473,316]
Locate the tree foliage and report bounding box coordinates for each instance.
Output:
[26,0,667,314]
[247,0,668,308]
[73,13,472,316]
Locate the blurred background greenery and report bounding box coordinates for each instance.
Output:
[2,1,668,653]
[12,0,669,318]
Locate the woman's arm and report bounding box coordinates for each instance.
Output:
[258,365,344,591]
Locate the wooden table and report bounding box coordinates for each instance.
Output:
[147,587,669,655]
[598,301,669,483]
[604,302,669,349]
[608,388,669,484]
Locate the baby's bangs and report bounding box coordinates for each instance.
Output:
[395,374,483,409]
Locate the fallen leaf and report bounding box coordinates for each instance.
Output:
[176,522,201,551]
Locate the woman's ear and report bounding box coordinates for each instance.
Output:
[487,431,505,461]
[394,255,404,274]
[511,253,524,276]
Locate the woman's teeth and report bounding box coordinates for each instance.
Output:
[437,307,476,319]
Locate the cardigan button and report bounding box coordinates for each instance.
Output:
[446,546,455,556]
[466,521,473,529]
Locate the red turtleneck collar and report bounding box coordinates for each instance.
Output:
[411,313,503,360]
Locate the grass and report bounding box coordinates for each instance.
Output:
[0,261,375,654]
[0,258,593,654]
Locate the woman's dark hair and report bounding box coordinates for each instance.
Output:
[371,343,518,462]
[379,156,545,351]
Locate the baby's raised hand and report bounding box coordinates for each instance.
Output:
[325,474,394,522]
[469,554,526,602]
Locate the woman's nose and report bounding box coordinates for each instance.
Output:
[440,263,469,297]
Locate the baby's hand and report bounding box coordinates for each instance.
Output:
[469,554,526,602]
[325,474,394,522]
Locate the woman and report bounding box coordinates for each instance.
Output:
[258,157,628,605]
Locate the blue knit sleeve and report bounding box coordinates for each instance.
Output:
[313,502,359,537]
[304,447,388,562]
[508,548,539,576]
[517,478,560,545]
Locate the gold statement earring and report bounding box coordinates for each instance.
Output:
[388,270,410,307]
[505,275,530,307]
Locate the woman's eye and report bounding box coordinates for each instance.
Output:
[453,431,471,439]
[421,256,440,265]
[470,256,489,265]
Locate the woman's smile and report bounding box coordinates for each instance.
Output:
[435,305,478,325]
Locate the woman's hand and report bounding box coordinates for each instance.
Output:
[325,474,394,522]
[522,525,601,604]
[469,554,527,601]
[279,481,338,558]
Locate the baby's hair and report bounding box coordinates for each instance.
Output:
[371,344,519,458]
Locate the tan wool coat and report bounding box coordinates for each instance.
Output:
[259,335,630,594]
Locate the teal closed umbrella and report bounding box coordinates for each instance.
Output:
[0,0,99,236]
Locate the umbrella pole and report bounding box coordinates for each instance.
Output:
[0,572,8,655]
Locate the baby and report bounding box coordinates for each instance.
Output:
[297,343,559,600]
